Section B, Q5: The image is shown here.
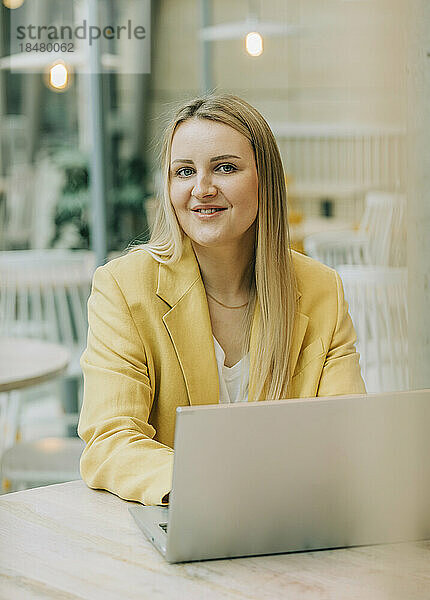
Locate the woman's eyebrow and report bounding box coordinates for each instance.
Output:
[210,154,241,162]
[171,158,194,165]
[171,154,241,166]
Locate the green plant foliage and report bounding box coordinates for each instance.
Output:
[51,150,150,251]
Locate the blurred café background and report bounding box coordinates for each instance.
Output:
[0,0,429,493]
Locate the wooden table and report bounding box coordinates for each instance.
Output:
[0,481,429,600]
[0,337,70,393]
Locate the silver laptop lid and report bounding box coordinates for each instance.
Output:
[165,390,430,562]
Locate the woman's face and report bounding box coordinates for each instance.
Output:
[169,118,258,249]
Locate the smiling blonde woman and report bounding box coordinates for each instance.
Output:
[78,94,366,506]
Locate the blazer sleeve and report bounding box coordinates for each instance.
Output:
[317,271,366,396]
[78,265,174,506]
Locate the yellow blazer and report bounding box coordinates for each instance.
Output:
[78,236,365,506]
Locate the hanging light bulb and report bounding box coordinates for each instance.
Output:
[2,0,25,8]
[48,61,70,91]
[245,31,263,57]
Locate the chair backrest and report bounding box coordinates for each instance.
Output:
[30,158,65,249]
[304,191,406,269]
[337,265,408,393]
[303,230,370,269]
[0,250,95,352]
[3,164,34,248]
[359,192,406,266]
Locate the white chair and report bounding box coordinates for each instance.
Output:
[3,157,65,250]
[0,250,93,491]
[304,192,406,269]
[2,163,33,249]
[337,265,408,393]
[0,249,94,360]
[0,391,20,457]
[30,157,65,249]
[1,436,84,492]
[0,250,94,384]
[360,192,406,267]
[304,230,370,269]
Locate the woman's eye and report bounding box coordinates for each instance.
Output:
[216,163,236,174]
[176,167,194,177]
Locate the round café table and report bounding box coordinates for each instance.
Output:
[0,337,70,393]
[0,337,73,489]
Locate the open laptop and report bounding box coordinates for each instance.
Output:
[128,389,430,563]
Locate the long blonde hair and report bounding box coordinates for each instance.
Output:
[134,94,297,401]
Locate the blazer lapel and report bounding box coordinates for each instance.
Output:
[288,311,309,378]
[156,237,219,406]
[156,236,308,405]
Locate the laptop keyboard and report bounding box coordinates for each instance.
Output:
[159,522,168,533]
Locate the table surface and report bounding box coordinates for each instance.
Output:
[0,481,429,600]
[0,337,70,393]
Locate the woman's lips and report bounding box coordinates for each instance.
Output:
[191,207,227,219]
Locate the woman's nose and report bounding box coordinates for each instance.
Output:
[192,173,217,198]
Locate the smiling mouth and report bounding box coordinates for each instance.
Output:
[192,208,227,215]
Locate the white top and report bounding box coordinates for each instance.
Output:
[212,335,249,403]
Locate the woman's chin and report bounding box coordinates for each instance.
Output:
[187,229,255,251]
[186,228,228,248]
[190,236,226,249]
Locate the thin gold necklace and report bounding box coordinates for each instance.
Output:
[206,291,248,309]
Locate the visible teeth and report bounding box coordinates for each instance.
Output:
[197,208,222,214]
